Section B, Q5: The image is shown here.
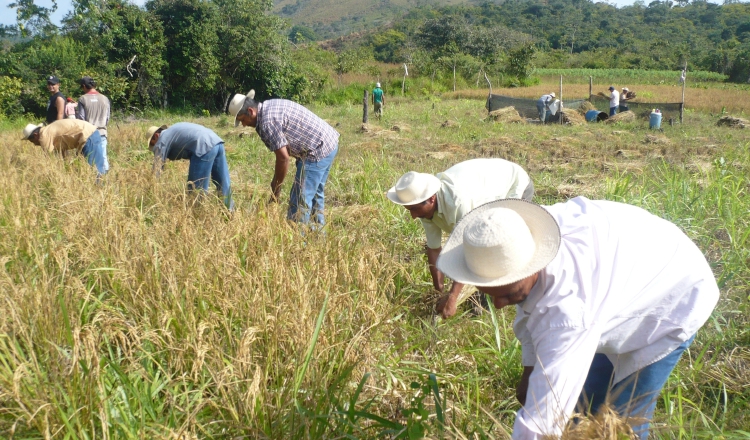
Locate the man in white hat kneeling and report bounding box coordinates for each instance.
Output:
[387,158,533,318]
[436,196,719,439]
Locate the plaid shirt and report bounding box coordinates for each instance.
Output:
[256,99,339,162]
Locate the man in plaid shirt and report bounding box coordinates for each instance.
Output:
[230,90,339,226]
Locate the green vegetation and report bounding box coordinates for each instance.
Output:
[0,90,749,437]
[534,68,728,85]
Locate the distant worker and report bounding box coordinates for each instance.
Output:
[620,87,632,112]
[45,75,65,124]
[608,86,620,116]
[22,119,107,177]
[65,97,77,119]
[387,158,533,319]
[536,92,555,123]
[372,82,385,118]
[229,90,339,227]
[76,76,111,172]
[146,122,234,210]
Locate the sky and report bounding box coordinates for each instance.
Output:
[0,0,723,27]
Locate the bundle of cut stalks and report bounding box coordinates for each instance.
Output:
[596,91,610,99]
[577,101,597,115]
[541,404,643,440]
[717,115,748,129]
[559,109,586,126]
[488,107,525,124]
[605,111,636,124]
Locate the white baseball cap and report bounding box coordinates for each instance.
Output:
[437,199,560,287]
[386,171,441,205]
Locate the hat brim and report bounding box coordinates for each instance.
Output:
[437,199,560,286]
[386,175,441,205]
[146,125,168,149]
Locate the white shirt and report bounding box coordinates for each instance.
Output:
[511,197,719,439]
[610,90,620,107]
[421,158,531,249]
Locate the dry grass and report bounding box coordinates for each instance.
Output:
[717,115,749,128]
[488,107,525,124]
[606,111,638,124]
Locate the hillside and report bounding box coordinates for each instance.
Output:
[273,0,481,38]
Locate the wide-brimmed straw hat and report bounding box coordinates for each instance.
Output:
[549,92,555,98]
[22,123,42,140]
[386,171,441,205]
[228,89,256,127]
[146,125,168,149]
[437,199,560,287]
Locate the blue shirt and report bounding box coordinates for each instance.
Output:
[151,122,223,162]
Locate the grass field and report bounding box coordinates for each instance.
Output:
[1,83,749,438]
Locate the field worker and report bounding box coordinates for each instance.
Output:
[65,97,77,119]
[536,92,555,123]
[76,76,111,172]
[146,123,234,210]
[436,196,720,439]
[620,87,631,112]
[608,86,620,116]
[372,82,385,117]
[22,119,107,177]
[45,75,66,124]
[387,158,533,319]
[229,90,339,226]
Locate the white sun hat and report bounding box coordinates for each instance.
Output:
[145,124,168,149]
[376,82,381,87]
[22,123,42,140]
[386,171,441,205]
[549,92,556,98]
[228,89,256,127]
[437,199,560,286]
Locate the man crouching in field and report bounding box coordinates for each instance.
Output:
[387,158,533,319]
[22,119,107,178]
[146,122,234,210]
[229,90,339,227]
[436,196,719,439]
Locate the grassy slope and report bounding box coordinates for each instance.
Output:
[0,85,749,438]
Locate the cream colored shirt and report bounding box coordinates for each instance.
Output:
[511,197,719,439]
[421,158,531,249]
[38,119,97,154]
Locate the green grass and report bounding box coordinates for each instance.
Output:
[535,68,729,85]
[0,93,748,438]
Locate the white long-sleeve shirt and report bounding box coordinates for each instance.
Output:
[511,197,719,439]
[421,158,531,249]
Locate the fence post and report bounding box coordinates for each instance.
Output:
[363,90,369,124]
[589,76,593,100]
[680,61,687,123]
[560,75,563,125]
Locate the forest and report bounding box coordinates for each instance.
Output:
[2,0,750,118]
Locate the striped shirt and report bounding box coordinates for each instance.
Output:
[255,99,339,162]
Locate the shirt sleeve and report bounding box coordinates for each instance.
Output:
[421,219,443,249]
[75,99,85,120]
[259,118,288,152]
[513,307,536,367]
[511,326,600,439]
[151,140,168,177]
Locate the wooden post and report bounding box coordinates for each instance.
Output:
[589,76,593,100]
[363,89,369,124]
[680,61,687,124]
[560,75,563,125]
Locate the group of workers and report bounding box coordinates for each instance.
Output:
[538,86,634,122]
[21,76,718,439]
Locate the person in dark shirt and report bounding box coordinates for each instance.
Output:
[45,75,65,124]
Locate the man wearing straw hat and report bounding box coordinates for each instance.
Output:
[145,122,234,210]
[387,158,533,319]
[436,196,719,439]
[22,119,107,177]
[228,90,339,226]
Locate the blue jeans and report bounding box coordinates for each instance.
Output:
[81,131,107,176]
[537,103,547,123]
[187,142,234,210]
[288,145,338,225]
[578,335,695,439]
[610,106,618,116]
[101,136,110,172]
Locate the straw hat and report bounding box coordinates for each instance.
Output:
[437,199,560,286]
[228,89,256,127]
[549,92,555,98]
[386,171,441,205]
[146,125,168,149]
[22,123,41,140]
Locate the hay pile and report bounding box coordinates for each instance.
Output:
[360,123,398,138]
[488,106,525,124]
[605,111,636,124]
[577,100,597,115]
[717,115,748,129]
[552,405,642,440]
[559,109,586,126]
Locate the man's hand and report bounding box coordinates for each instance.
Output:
[436,293,458,319]
[516,366,534,406]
